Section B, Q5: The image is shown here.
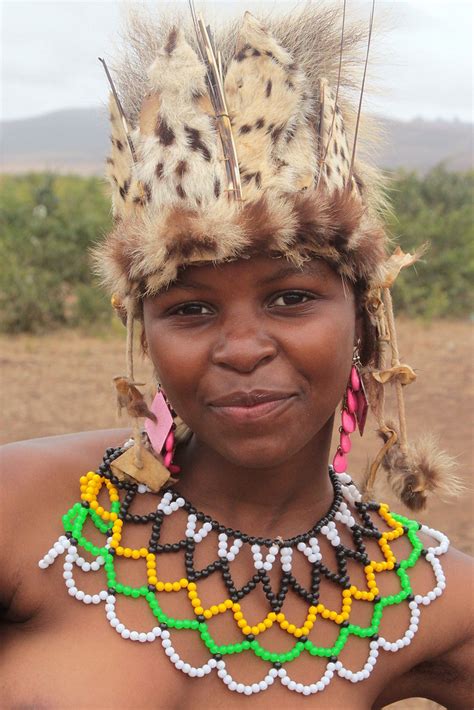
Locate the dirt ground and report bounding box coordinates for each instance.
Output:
[1,319,472,710]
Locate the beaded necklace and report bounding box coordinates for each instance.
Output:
[40,446,449,697]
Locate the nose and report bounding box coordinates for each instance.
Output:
[211,316,278,374]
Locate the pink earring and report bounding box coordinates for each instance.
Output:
[332,344,368,474]
[145,389,181,474]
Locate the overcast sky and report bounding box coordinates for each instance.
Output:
[1,0,472,123]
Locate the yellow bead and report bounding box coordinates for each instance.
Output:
[287,624,296,634]
[225,599,233,609]
[317,604,325,613]
[180,578,188,588]
[172,582,181,592]
[154,581,164,590]
[204,610,212,619]
[218,603,226,613]
[257,623,266,633]
[90,500,98,509]
[195,607,204,615]
[232,603,241,612]
[191,598,201,607]
[116,546,123,555]
[140,548,148,557]
[264,618,273,629]
[309,605,318,614]
[276,613,285,623]
[237,619,247,629]
[268,612,277,622]
[188,591,198,600]
[329,611,337,621]
[251,626,259,636]
[131,550,141,560]
[187,582,197,591]
[148,576,157,585]
[342,590,351,598]
[303,623,312,633]
[294,628,302,638]
[322,609,331,619]
[281,620,289,630]
[164,583,173,592]
[234,611,243,621]
[123,548,132,558]
[242,626,252,636]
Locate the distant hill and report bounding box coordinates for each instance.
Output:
[1,107,472,175]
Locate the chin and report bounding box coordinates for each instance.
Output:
[207,431,312,470]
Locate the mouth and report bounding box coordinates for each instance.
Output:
[208,390,297,423]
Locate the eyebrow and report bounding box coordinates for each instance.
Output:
[259,261,325,285]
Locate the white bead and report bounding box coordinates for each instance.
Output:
[116,623,125,634]
[281,676,290,686]
[75,590,85,601]
[63,562,73,571]
[196,668,205,678]
[65,579,75,588]
[227,553,235,562]
[236,683,245,694]
[251,544,260,553]
[165,647,175,656]
[130,631,139,641]
[254,561,263,570]
[297,542,306,551]
[68,586,78,596]
[278,668,287,678]
[91,595,101,605]
[110,618,119,628]
[170,653,179,664]
[175,660,184,670]
[316,681,325,691]
[296,682,304,693]
[38,560,48,569]
[288,680,297,691]
[139,633,148,643]
[208,659,217,669]
[83,594,92,605]
[303,687,311,695]
[63,571,73,580]
[162,638,172,648]
[263,562,272,571]
[216,660,225,670]
[228,681,237,692]
[282,563,292,572]
[269,668,278,679]
[244,687,252,695]
[251,683,260,693]
[161,629,170,639]
[121,629,130,639]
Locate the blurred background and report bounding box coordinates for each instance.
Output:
[0,4,472,706]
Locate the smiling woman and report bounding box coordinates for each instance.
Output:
[1,3,473,710]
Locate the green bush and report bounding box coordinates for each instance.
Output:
[0,168,472,333]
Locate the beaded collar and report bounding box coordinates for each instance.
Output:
[40,446,449,697]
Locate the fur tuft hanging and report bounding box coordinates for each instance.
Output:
[376,425,462,511]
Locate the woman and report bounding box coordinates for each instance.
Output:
[1,5,473,708]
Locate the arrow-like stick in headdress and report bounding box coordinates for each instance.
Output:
[316,0,347,190]
[347,0,375,189]
[99,57,137,163]
[188,0,242,202]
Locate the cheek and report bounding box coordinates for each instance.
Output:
[144,318,205,416]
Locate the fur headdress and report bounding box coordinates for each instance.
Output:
[94,3,460,509]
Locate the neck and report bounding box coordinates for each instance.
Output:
[174,419,336,540]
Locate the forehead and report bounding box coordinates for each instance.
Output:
[171,256,335,289]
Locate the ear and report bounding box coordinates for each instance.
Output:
[140,321,148,356]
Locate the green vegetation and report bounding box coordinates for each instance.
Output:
[0,168,472,333]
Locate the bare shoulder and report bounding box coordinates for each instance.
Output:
[374,542,474,709]
[0,429,129,616]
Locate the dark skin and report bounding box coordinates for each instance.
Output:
[1,256,473,709]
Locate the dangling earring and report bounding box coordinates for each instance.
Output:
[332,342,368,474]
[145,388,181,474]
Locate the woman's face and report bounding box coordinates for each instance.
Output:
[143,256,357,469]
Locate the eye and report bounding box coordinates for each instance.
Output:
[169,301,214,316]
[269,290,314,307]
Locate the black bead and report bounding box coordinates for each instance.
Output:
[148,584,156,592]
[421,548,428,557]
[107,587,116,595]
[214,653,222,660]
[160,622,168,630]
[407,594,415,602]
[394,562,401,570]
[373,595,381,603]
[341,621,349,628]
[108,548,115,556]
[246,634,255,641]
[300,636,308,643]
[371,633,379,641]
[197,615,205,622]
[81,501,90,508]
[273,662,282,670]
[329,655,338,663]
[70,538,78,546]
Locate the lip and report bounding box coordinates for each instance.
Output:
[208,390,297,422]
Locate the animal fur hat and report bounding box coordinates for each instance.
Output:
[94,3,460,510]
[95,4,388,300]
